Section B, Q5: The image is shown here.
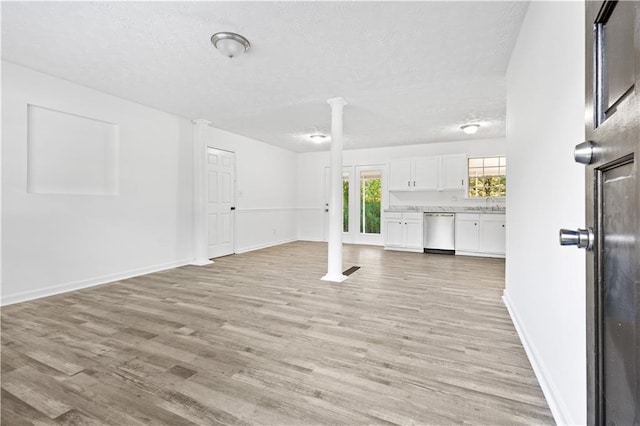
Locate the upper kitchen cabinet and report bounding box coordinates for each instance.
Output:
[413,157,440,190]
[440,154,467,190]
[389,159,413,190]
[389,154,466,191]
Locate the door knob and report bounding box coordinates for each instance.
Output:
[559,228,594,250]
[574,141,595,165]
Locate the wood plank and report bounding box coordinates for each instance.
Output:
[2,242,553,424]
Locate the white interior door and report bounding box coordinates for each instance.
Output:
[207,148,235,258]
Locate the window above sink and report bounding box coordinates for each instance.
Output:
[468,156,506,198]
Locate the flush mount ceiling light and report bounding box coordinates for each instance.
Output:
[210,32,251,58]
[309,133,328,143]
[460,124,480,135]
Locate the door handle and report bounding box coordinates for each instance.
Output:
[574,141,596,165]
[559,228,594,250]
[230,207,236,211]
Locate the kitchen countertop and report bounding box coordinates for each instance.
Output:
[385,205,506,214]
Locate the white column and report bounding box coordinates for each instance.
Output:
[322,97,348,282]
[191,119,213,266]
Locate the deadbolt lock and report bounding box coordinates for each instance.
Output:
[559,228,594,250]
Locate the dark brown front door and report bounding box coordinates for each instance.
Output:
[584,1,639,424]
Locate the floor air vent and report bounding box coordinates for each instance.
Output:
[343,266,361,276]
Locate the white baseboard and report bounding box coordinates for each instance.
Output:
[296,237,326,243]
[383,246,423,253]
[1,258,192,306]
[502,291,574,425]
[234,238,297,254]
[455,250,505,259]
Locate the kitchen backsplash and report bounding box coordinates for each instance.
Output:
[389,190,506,208]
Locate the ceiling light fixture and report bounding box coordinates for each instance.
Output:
[309,133,328,143]
[210,32,251,58]
[460,124,480,135]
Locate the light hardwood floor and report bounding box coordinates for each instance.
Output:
[1,242,553,425]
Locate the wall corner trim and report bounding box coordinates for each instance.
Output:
[502,290,576,426]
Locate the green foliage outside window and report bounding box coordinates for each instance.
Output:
[468,157,506,198]
[343,179,349,232]
[360,178,381,234]
[342,174,382,234]
[468,176,506,197]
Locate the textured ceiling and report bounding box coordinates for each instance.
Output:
[1,2,528,153]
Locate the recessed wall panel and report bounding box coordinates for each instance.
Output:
[27,105,118,195]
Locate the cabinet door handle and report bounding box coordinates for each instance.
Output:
[474,223,477,226]
[461,179,464,186]
[407,181,410,187]
[502,224,505,228]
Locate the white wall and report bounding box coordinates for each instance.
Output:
[504,3,586,425]
[206,127,297,253]
[2,61,194,305]
[1,62,299,305]
[296,138,506,241]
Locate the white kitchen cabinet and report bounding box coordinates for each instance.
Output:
[413,157,440,190]
[385,219,404,247]
[441,154,467,190]
[389,159,412,191]
[384,212,424,252]
[480,214,506,254]
[404,219,424,249]
[455,213,505,258]
[389,154,466,191]
[454,213,480,252]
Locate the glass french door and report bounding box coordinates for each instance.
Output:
[354,165,384,245]
[324,167,351,242]
[324,165,385,245]
[324,165,386,245]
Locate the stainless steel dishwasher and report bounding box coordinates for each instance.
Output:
[423,213,455,254]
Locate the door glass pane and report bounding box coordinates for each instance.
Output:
[343,173,349,233]
[359,170,382,234]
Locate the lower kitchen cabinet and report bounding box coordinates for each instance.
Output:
[479,214,506,254]
[384,212,424,252]
[454,214,480,252]
[455,213,505,258]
